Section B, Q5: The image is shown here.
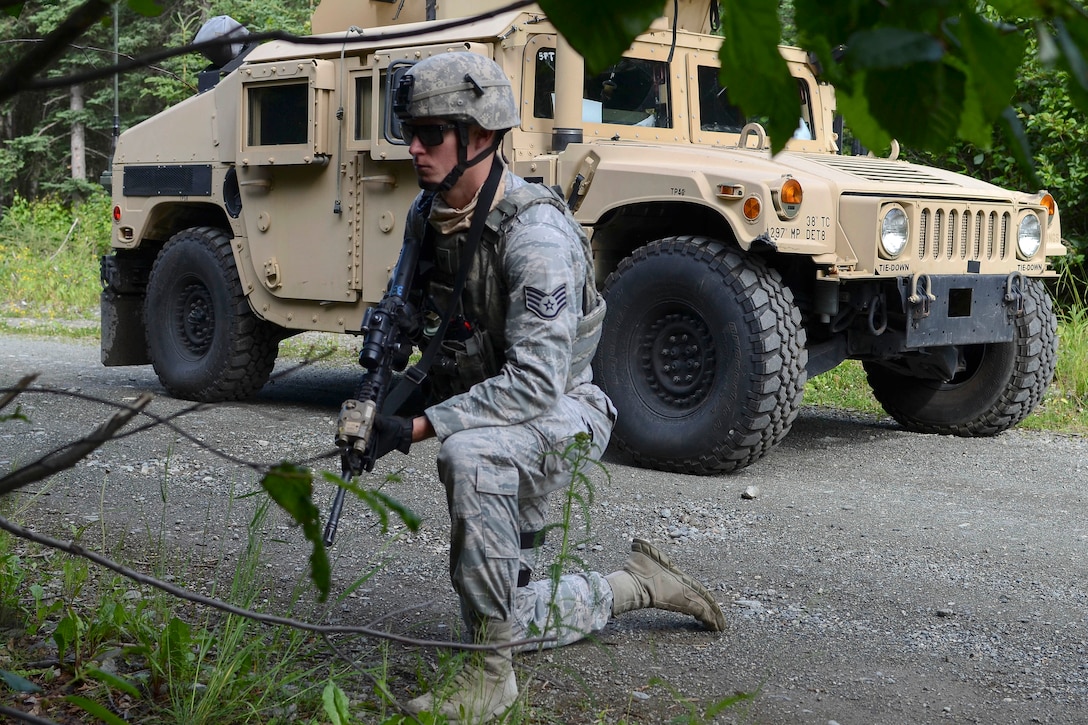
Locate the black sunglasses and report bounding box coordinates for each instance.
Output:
[401,122,458,147]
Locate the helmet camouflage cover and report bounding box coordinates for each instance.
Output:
[395,51,520,130]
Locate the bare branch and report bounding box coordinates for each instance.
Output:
[0,704,58,725]
[0,0,535,101]
[0,373,36,413]
[0,392,152,496]
[1,353,342,481]
[0,0,112,102]
[0,514,556,653]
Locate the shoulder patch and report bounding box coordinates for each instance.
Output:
[524,284,567,320]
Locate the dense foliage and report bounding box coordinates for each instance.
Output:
[904,33,1088,299]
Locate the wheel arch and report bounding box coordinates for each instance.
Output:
[589,200,740,287]
[131,201,237,252]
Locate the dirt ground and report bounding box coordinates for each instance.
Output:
[3,332,1088,724]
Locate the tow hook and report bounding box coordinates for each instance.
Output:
[908,273,935,320]
[1004,271,1025,315]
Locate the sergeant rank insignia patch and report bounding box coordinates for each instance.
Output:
[525,284,567,320]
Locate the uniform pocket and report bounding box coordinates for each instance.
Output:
[472,462,519,560]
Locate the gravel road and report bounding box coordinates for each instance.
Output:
[2,331,1087,724]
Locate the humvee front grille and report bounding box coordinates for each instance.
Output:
[916,206,1012,262]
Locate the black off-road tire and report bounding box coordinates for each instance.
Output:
[593,236,808,474]
[864,277,1057,435]
[145,226,280,402]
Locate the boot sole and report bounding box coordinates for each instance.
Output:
[631,538,726,631]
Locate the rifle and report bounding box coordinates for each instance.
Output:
[323,230,422,547]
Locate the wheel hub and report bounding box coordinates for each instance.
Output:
[638,310,714,409]
[176,281,214,356]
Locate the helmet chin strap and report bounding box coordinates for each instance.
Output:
[419,125,506,192]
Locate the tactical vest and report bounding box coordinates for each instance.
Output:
[422,183,606,401]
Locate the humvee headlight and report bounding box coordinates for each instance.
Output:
[879,206,909,259]
[1017,213,1042,259]
[773,178,803,220]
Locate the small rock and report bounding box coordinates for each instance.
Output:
[660,508,671,518]
[631,690,650,701]
[741,485,760,500]
[936,608,955,617]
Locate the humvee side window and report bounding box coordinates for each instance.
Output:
[697,66,745,133]
[354,75,373,141]
[698,67,817,141]
[587,59,671,127]
[795,81,814,140]
[381,62,414,145]
[533,48,671,128]
[534,49,557,118]
[247,83,308,146]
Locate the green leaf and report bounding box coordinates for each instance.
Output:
[84,667,140,698]
[322,681,351,725]
[319,470,421,533]
[263,463,330,601]
[845,28,945,70]
[998,106,1043,188]
[834,75,892,152]
[360,489,422,533]
[863,61,966,151]
[160,616,192,673]
[0,669,42,693]
[986,0,1041,15]
[125,0,164,17]
[1055,17,1088,93]
[53,613,79,662]
[717,0,799,154]
[539,0,663,74]
[953,13,1026,120]
[65,695,128,725]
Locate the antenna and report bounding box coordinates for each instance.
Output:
[99,1,120,192]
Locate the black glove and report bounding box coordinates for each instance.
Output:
[370,414,413,460]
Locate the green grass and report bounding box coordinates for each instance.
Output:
[802,359,885,417]
[802,310,1088,435]
[0,192,110,322]
[0,497,342,724]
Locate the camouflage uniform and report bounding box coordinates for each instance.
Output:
[407,170,617,642]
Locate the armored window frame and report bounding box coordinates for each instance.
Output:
[239,59,334,166]
[346,58,374,151]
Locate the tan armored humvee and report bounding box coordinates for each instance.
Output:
[101,0,1063,474]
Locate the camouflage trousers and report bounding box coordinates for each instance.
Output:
[435,382,615,644]
[510,571,613,651]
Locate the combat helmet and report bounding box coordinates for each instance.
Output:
[394,51,520,130]
[395,52,518,191]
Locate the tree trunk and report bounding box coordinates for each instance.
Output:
[70,83,85,182]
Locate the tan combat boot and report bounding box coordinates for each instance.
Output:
[606,538,726,631]
[405,619,518,724]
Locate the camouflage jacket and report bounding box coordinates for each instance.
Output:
[406,171,604,440]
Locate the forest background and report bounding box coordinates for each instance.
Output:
[2,0,1086,275]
